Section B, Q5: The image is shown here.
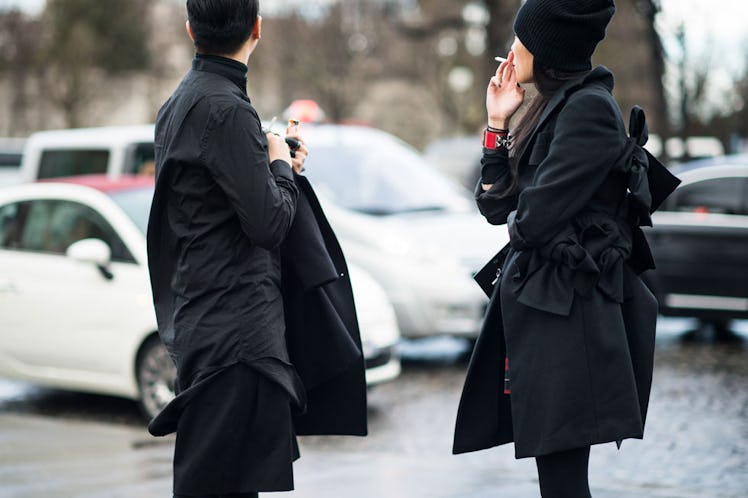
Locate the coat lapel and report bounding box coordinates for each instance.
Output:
[518,80,581,164]
[518,67,612,164]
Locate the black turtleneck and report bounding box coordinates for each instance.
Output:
[193,53,248,95]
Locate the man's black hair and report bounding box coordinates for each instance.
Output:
[186,0,259,55]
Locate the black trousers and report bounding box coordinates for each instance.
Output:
[535,446,591,498]
[172,364,298,496]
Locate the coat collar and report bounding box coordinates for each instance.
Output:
[520,66,615,161]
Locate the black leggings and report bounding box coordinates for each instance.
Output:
[535,446,591,498]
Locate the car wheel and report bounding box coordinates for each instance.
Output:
[699,319,742,342]
[136,336,176,420]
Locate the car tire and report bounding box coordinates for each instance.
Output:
[700,319,742,342]
[136,336,176,420]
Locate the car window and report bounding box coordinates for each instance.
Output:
[0,202,29,249]
[108,187,153,235]
[38,149,109,179]
[303,134,470,215]
[125,142,156,176]
[10,199,134,262]
[0,152,23,168]
[667,177,745,215]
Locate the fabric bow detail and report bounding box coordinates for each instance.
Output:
[620,106,654,227]
[510,215,633,316]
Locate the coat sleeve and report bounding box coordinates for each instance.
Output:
[508,92,626,250]
[474,148,519,225]
[204,104,299,250]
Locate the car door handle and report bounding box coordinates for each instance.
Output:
[0,279,16,293]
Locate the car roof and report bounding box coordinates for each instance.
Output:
[265,122,412,148]
[669,154,748,183]
[25,125,155,149]
[0,137,26,153]
[40,174,155,193]
[671,154,748,175]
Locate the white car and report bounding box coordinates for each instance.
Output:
[0,137,25,187]
[288,124,509,338]
[20,123,509,338]
[19,126,155,182]
[0,176,400,419]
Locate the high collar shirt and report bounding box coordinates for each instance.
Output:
[147,53,305,422]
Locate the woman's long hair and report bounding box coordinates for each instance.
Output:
[500,60,590,196]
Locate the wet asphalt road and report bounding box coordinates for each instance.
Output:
[0,318,747,498]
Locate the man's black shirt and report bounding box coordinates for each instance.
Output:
[147,54,305,422]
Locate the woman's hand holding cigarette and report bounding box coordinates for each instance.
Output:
[486,51,525,129]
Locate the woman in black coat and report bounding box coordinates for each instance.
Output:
[453,1,678,497]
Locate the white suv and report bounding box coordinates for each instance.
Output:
[20,125,155,182]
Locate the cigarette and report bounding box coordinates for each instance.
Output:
[495,56,508,63]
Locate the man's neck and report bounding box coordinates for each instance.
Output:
[223,49,249,66]
[222,40,256,66]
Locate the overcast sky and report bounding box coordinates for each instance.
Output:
[659,0,747,64]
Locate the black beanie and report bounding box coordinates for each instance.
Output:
[513,0,616,72]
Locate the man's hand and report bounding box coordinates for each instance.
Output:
[285,123,308,174]
[267,132,293,167]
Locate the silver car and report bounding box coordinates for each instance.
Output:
[294,124,508,338]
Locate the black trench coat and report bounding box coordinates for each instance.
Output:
[453,67,679,458]
[281,174,367,436]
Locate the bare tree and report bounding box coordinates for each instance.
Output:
[39,0,153,127]
[635,0,669,137]
[251,5,371,123]
[0,10,43,135]
[482,0,522,77]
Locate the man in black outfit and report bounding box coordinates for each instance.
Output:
[146,1,312,496]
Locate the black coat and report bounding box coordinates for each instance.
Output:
[147,54,366,438]
[281,174,367,436]
[453,67,679,458]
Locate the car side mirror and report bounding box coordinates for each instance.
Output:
[66,238,113,279]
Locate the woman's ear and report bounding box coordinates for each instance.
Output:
[251,15,262,40]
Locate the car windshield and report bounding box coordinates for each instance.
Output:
[108,187,153,235]
[303,129,471,215]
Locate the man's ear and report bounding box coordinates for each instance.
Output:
[251,15,262,40]
[186,20,195,42]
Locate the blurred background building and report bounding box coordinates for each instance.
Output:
[0,0,746,159]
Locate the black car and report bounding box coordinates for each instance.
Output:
[643,155,748,330]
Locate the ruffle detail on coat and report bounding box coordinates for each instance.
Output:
[510,213,633,316]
